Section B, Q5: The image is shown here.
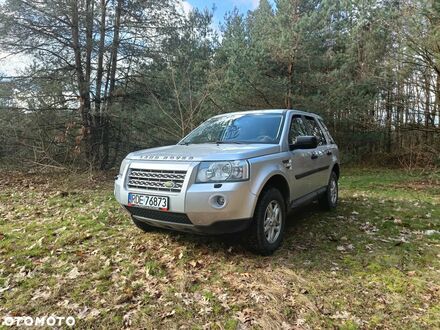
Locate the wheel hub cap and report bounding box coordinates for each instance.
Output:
[330,177,338,204]
[264,200,282,244]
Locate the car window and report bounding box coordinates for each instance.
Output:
[288,115,308,144]
[318,119,335,144]
[180,113,284,144]
[304,116,327,146]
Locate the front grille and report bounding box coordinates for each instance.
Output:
[125,206,192,224]
[127,168,187,193]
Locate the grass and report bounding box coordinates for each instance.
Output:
[0,168,439,329]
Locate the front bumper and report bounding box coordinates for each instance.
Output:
[114,161,258,234]
[126,206,250,234]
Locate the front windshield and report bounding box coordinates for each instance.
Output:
[180,113,284,145]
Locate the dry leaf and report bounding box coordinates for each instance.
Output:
[67,267,81,279]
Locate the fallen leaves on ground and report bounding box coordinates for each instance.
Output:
[0,169,439,329]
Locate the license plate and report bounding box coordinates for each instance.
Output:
[128,193,169,210]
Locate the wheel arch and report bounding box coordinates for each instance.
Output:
[256,173,290,210]
[332,163,340,179]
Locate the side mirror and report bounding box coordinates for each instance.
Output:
[289,136,318,150]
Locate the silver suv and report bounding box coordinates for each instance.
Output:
[114,110,340,254]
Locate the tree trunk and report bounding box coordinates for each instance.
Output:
[71,0,93,164]
[285,61,293,109]
[85,0,97,164]
[100,0,122,170]
[385,89,392,153]
[95,0,107,115]
[424,72,431,144]
[95,0,107,168]
[434,73,440,127]
[396,78,404,150]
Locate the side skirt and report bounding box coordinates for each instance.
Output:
[290,186,327,209]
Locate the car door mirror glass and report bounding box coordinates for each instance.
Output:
[289,136,318,150]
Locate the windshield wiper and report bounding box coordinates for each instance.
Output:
[180,141,245,145]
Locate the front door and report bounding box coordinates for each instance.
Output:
[285,115,318,200]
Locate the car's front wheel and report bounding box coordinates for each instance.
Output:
[246,188,286,255]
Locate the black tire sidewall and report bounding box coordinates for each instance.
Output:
[327,172,338,208]
[252,188,286,254]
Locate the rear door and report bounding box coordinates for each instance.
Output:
[303,116,332,190]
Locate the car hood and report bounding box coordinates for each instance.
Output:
[127,143,280,162]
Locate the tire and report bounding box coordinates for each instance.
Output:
[245,188,286,255]
[131,216,154,232]
[319,171,338,210]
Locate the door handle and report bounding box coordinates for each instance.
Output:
[311,153,318,160]
[327,150,332,156]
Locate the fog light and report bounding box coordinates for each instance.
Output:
[217,196,225,206]
[209,194,227,209]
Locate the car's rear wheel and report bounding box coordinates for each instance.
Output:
[245,188,286,255]
[131,216,154,232]
[319,171,338,210]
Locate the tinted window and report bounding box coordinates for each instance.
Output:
[180,113,284,144]
[288,115,308,144]
[318,119,335,144]
[304,116,327,145]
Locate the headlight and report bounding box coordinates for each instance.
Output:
[196,160,249,183]
[119,158,130,175]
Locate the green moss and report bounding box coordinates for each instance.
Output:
[339,320,359,330]
[145,260,166,277]
[223,318,239,330]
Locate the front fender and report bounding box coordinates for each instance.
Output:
[247,153,291,208]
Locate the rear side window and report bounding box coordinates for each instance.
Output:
[318,119,335,144]
[304,116,327,146]
[288,115,308,144]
